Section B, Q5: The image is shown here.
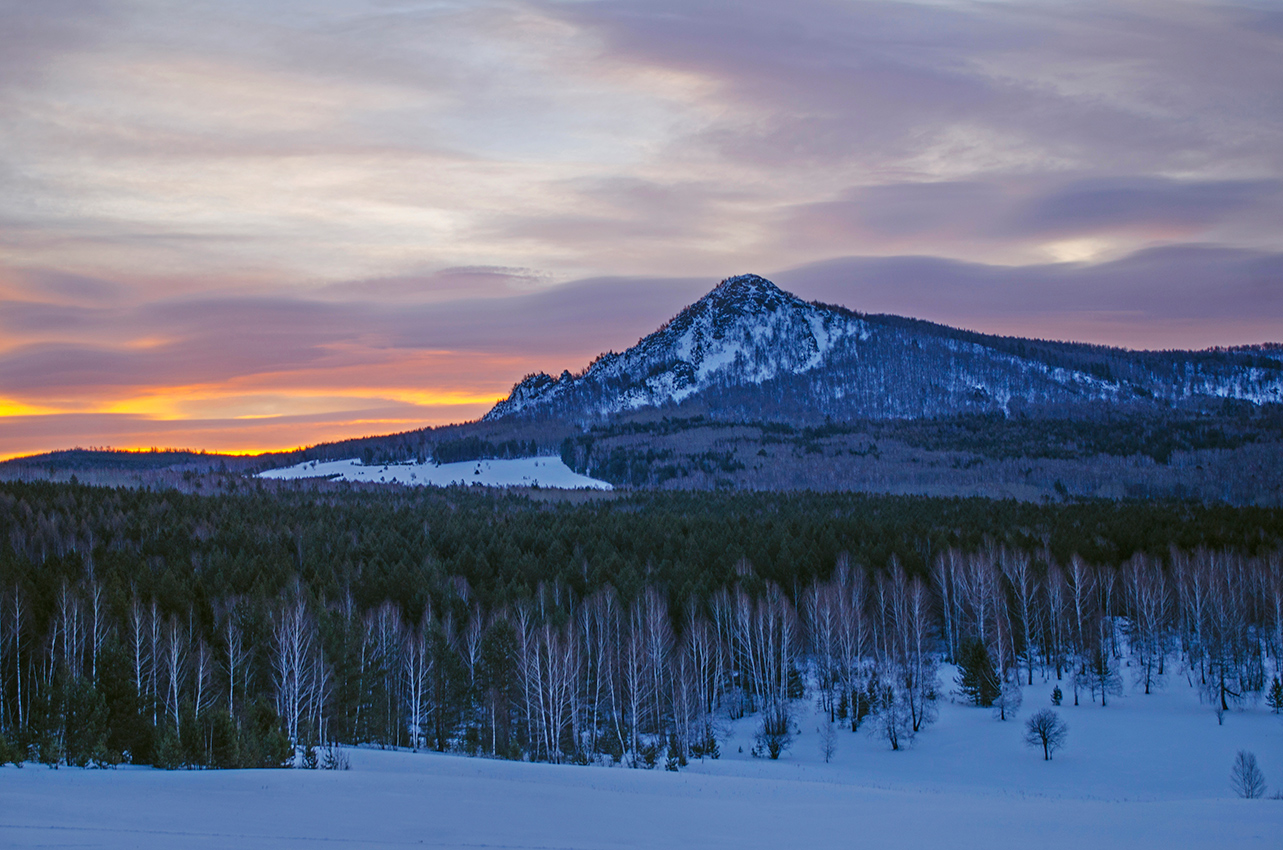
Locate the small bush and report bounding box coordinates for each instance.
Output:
[756,704,794,760]
[321,744,350,771]
[639,739,661,769]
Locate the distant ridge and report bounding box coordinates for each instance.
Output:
[484,274,1283,424]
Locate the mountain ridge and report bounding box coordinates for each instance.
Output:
[484,274,1283,425]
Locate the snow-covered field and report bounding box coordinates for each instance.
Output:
[2,673,1279,849]
[258,456,612,490]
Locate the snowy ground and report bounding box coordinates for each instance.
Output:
[2,673,1280,849]
[258,457,612,490]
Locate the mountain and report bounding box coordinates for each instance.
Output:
[485,274,1283,424]
[487,274,864,420]
[13,274,1280,505]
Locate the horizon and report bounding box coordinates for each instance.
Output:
[5,267,1279,462]
[3,1,1282,458]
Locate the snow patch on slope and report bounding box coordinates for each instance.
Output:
[258,457,611,490]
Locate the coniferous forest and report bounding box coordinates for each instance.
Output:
[0,479,1280,769]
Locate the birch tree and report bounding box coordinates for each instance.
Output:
[272,587,318,747]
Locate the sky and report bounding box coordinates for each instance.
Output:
[2,0,1282,459]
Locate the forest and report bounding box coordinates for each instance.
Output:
[0,479,1280,769]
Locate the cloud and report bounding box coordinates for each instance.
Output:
[545,0,1283,176]
[783,182,1005,246]
[1009,178,1283,238]
[779,176,1283,258]
[2,1,1283,455]
[0,268,712,400]
[774,245,1283,349]
[0,1,112,91]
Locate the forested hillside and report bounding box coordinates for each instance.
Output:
[486,275,1283,424]
[0,481,1279,768]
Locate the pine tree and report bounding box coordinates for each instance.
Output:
[1267,677,1283,714]
[957,638,1000,707]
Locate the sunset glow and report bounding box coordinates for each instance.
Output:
[3,0,1282,458]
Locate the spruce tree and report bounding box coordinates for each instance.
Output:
[957,638,1000,707]
[1268,677,1283,714]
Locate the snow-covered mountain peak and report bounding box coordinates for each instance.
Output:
[483,273,1283,423]
[664,274,810,340]
[701,273,794,313]
[485,274,865,420]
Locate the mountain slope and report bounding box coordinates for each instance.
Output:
[487,275,867,419]
[485,274,1283,424]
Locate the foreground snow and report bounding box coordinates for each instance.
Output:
[258,456,612,489]
[2,674,1280,849]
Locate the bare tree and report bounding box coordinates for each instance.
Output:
[531,616,578,763]
[371,601,404,746]
[192,635,214,720]
[0,589,6,732]
[272,585,320,747]
[818,719,838,763]
[218,600,249,715]
[87,577,106,684]
[55,581,83,677]
[1174,548,1209,686]
[1066,556,1095,706]
[831,557,870,730]
[148,601,161,726]
[581,587,621,758]
[1080,644,1122,707]
[1230,750,1266,798]
[803,579,837,720]
[160,616,187,732]
[886,564,938,733]
[11,588,27,728]
[994,673,1023,721]
[1001,548,1039,686]
[461,605,483,699]
[621,596,649,765]
[679,600,723,759]
[640,586,671,750]
[932,549,964,662]
[1124,553,1170,694]
[128,594,150,707]
[1201,550,1247,721]
[1023,709,1067,760]
[735,581,799,759]
[868,678,911,751]
[1264,552,1283,665]
[403,610,433,750]
[1044,562,1068,681]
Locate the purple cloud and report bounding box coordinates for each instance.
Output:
[2,1,1283,455]
[1009,178,1283,237]
[775,245,1283,348]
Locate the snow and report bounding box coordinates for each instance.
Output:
[257,457,612,490]
[485,275,870,420]
[2,670,1280,848]
[484,274,1283,422]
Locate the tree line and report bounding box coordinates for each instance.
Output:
[0,481,1279,768]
